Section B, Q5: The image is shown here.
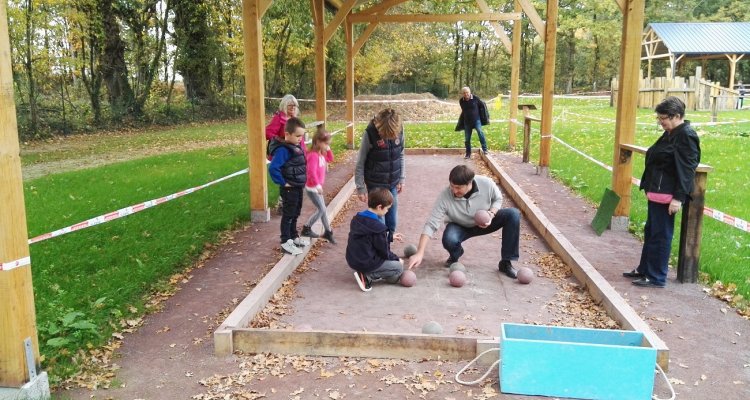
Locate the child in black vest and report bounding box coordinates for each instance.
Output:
[268,117,308,255]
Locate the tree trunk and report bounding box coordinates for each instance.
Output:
[99,0,136,118]
[173,0,216,104]
[24,0,39,136]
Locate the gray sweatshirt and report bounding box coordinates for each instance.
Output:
[422,175,503,237]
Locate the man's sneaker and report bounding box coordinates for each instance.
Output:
[444,257,458,268]
[354,271,372,292]
[281,239,302,255]
[498,260,518,279]
[293,237,310,247]
[301,225,319,238]
[463,154,471,160]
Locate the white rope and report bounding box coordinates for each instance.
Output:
[455,347,501,386]
[652,363,677,400]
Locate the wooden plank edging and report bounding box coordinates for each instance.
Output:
[481,153,670,370]
[214,178,357,356]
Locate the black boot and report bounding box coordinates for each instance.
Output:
[301,225,319,238]
[323,230,336,244]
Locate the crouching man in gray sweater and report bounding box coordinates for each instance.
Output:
[407,165,521,279]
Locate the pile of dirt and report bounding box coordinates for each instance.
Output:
[325,92,461,123]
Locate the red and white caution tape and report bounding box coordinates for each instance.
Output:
[27,168,249,245]
[704,207,750,233]
[0,256,31,271]
[552,136,747,234]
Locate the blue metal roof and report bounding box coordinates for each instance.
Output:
[648,22,750,55]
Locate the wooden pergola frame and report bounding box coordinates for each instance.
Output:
[0,0,646,388]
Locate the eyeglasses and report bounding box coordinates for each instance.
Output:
[656,115,672,122]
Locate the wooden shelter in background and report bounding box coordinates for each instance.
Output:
[639,22,750,104]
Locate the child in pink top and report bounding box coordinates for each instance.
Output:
[301,127,335,243]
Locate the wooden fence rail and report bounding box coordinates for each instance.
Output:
[612,66,741,111]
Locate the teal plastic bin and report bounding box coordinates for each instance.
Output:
[500,323,657,400]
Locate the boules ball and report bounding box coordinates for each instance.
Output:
[403,244,418,258]
[474,209,492,226]
[449,262,466,273]
[422,321,443,334]
[517,267,534,284]
[400,270,417,287]
[449,270,466,287]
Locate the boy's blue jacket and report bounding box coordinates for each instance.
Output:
[345,210,399,272]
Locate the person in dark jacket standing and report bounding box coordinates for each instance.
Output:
[355,108,405,242]
[455,87,489,159]
[623,96,701,288]
[346,188,405,292]
[268,117,309,255]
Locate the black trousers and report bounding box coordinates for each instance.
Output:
[280,186,303,242]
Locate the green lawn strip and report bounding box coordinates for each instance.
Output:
[25,146,268,383]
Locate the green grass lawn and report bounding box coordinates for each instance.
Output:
[18,103,749,384]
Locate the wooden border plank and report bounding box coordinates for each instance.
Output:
[233,329,478,360]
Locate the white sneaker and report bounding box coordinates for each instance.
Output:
[293,237,310,247]
[281,239,302,255]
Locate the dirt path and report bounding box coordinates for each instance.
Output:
[59,150,749,400]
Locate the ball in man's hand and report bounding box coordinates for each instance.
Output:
[474,209,492,225]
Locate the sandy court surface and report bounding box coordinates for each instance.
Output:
[275,154,564,337]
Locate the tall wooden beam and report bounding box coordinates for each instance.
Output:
[517,0,545,36]
[475,0,512,53]
[345,19,355,149]
[349,13,521,24]
[242,0,269,221]
[0,1,40,387]
[312,0,327,121]
[611,0,646,229]
[323,0,357,45]
[508,0,523,149]
[538,0,558,175]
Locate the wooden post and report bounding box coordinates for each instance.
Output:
[345,19,355,149]
[311,0,327,122]
[518,104,536,163]
[677,170,710,283]
[610,0,645,231]
[710,96,718,122]
[538,0,558,176]
[508,0,522,150]
[1,0,41,386]
[242,0,269,221]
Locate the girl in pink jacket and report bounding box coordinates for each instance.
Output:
[301,128,335,243]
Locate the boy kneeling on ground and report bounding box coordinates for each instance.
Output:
[346,187,404,292]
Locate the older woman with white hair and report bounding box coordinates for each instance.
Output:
[266,94,301,142]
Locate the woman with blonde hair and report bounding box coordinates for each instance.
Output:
[354,108,405,242]
[266,94,301,142]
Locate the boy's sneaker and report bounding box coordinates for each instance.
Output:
[354,271,372,292]
[281,239,302,255]
[301,225,319,238]
[293,237,310,247]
